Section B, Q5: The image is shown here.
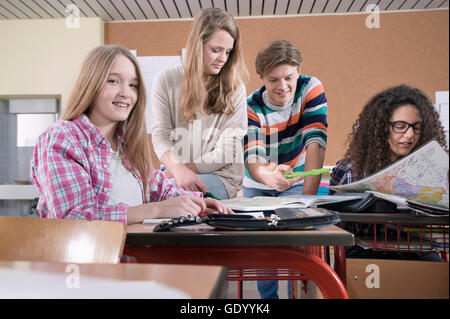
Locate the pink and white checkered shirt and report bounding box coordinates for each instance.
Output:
[30,114,201,224]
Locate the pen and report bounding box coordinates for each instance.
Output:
[204,191,220,200]
[283,168,331,178]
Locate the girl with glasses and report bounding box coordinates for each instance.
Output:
[329,84,447,261]
[330,84,447,186]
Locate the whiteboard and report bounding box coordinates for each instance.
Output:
[136,54,181,133]
[435,91,449,148]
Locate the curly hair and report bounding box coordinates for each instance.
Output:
[344,84,447,179]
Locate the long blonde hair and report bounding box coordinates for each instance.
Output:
[61,45,152,193]
[180,8,248,121]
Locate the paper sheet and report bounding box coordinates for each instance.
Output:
[0,268,190,299]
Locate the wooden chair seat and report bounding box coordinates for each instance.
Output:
[0,217,126,264]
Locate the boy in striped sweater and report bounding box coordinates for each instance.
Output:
[243,40,328,299]
[244,40,328,198]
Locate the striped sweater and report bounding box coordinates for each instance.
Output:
[243,75,328,190]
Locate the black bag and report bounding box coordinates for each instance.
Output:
[316,192,397,212]
[153,207,341,232]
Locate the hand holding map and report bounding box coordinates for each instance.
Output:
[329,140,449,209]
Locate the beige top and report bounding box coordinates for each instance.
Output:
[150,64,247,198]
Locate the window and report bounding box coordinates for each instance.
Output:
[17,113,58,147]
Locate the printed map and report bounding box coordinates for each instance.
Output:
[330,140,449,209]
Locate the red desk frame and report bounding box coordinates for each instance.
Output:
[124,224,353,299]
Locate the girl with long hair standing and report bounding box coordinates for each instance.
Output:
[151,8,249,199]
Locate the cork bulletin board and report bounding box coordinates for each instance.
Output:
[105,10,449,167]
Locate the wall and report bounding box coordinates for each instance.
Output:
[0,18,103,216]
[0,17,104,109]
[105,9,449,166]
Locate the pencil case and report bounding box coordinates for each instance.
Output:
[153,208,341,231]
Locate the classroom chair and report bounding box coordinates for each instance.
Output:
[0,216,126,264]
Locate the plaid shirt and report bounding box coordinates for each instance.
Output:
[30,114,200,224]
[328,159,368,194]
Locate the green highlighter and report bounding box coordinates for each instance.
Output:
[283,168,331,179]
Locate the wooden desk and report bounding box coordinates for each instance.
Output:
[0,261,226,299]
[124,223,354,299]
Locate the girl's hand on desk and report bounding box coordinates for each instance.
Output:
[127,195,231,224]
[202,198,234,215]
[153,196,232,218]
[154,195,207,218]
[126,195,208,224]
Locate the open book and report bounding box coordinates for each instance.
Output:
[220,195,362,212]
[329,140,449,211]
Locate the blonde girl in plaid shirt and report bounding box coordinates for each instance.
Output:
[31,45,232,225]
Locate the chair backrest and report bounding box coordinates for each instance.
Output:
[0,217,126,264]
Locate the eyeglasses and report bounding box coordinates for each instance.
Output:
[389,121,422,134]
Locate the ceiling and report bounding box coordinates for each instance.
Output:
[0,0,448,21]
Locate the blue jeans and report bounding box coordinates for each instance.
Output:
[243,184,303,299]
[169,173,229,200]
